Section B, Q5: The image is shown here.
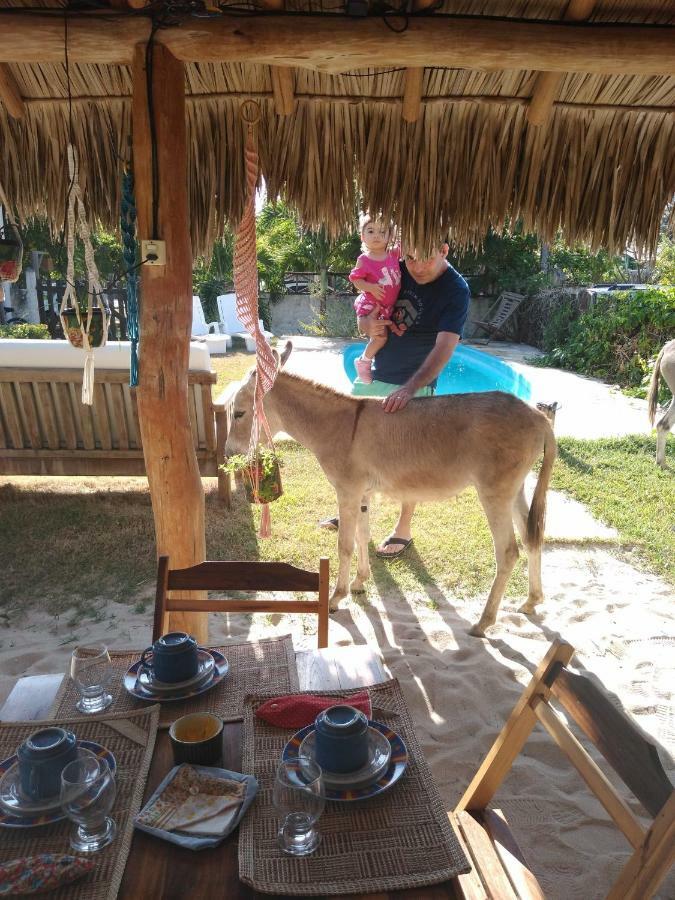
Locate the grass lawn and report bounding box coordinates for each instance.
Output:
[1,350,672,619]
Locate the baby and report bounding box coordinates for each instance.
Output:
[349,215,401,384]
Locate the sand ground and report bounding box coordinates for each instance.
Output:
[1,340,673,898]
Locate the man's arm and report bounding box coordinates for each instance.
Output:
[382,332,460,413]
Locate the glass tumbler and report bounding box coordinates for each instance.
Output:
[70,645,113,714]
[273,757,325,856]
[60,755,117,853]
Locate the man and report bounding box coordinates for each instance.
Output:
[322,241,470,557]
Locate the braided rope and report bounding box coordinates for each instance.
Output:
[121,166,140,387]
[59,144,110,405]
[233,101,279,536]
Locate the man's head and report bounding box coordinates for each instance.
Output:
[403,242,450,284]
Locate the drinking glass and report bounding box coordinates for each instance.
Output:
[70,645,113,714]
[273,757,325,856]
[60,755,117,853]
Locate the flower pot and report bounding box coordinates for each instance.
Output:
[61,306,108,349]
[243,459,283,505]
[0,224,23,284]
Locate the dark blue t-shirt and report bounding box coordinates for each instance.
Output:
[372,261,470,386]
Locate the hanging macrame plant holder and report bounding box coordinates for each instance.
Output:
[0,181,23,284]
[59,145,110,405]
[233,100,281,537]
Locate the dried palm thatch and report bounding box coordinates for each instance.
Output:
[0,1,673,255]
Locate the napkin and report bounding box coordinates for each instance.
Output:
[255,690,372,728]
[0,855,94,896]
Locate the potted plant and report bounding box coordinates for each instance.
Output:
[223,445,283,504]
[60,287,109,350]
[0,221,23,283]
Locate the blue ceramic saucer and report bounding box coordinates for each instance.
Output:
[124,649,228,703]
[282,720,407,802]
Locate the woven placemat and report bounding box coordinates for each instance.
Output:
[239,679,470,895]
[49,636,298,728]
[0,706,159,900]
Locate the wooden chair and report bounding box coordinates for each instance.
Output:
[153,556,330,649]
[471,291,525,343]
[452,640,674,900]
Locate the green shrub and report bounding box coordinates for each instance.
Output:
[532,287,675,396]
[0,323,50,340]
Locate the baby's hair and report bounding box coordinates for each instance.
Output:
[358,212,394,234]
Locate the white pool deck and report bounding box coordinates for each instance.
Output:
[281,335,652,440]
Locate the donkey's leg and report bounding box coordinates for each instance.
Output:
[470,496,520,637]
[329,495,361,611]
[350,496,371,594]
[656,399,675,469]
[512,485,544,615]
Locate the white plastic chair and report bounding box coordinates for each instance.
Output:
[192,296,230,353]
[216,293,273,352]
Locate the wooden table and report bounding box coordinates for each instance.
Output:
[1,647,465,900]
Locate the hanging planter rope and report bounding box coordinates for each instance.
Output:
[59,144,110,405]
[233,100,280,537]
[0,180,23,284]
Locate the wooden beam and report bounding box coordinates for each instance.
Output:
[270,66,295,116]
[131,43,208,643]
[402,67,424,123]
[0,64,24,119]
[0,14,673,76]
[527,0,597,126]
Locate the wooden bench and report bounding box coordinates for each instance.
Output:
[0,341,238,504]
[452,640,675,899]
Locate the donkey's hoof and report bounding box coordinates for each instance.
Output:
[468,623,487,638]
[349,579,367,595]
[329,589,347,612]
[518,598,540,615]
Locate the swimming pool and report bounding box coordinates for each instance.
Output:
[343,343,532,401]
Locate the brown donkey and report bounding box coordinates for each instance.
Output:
[226,342,557,636]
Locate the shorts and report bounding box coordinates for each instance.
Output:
[354,296,395,319]
[351,380,434,398]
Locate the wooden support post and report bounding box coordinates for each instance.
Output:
[0,64,24,119]
[132,43,208,643]
[527,0,596,126]
[271,66,295,116]
[402,67,424,123]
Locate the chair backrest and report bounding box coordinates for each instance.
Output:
[456,639,674,899]
[192,295,209,336]
[216,293,264,334]
[153,556,330,649]
[489,291,524,328]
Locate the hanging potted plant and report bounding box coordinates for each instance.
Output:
[0,220,23,284]
[223,445,283,504]
[60,286,109,350]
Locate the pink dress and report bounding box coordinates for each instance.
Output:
[350,248,401,318]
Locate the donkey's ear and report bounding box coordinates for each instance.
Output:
[280,340,292,367]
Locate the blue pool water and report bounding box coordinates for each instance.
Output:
[343,343,532,401]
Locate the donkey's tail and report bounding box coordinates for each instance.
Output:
[647,346,664,426]
[527,425,557,549]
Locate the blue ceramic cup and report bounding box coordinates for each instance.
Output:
[314,705,369,774]
[17,727,78,801]
[140,632,199,684]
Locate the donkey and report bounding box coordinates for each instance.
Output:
[647,339,675,469]
[225,342,557,636]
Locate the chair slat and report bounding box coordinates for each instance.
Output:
[34,382,60,449]
[167,561,320,592]
[551,668,673,818]
[456,811,519,900]
[92,383,113,450]
[19,383,43,449]
[202,384,217,452]
[109,384,130,450]
[0,383,23,448]
[483,809,545,900]
[52,383,78,449]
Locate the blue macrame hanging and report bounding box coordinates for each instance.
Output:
[121,166,140,387]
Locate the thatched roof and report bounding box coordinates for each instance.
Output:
[0,0,673,255]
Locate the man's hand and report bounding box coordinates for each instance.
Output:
[358,306,391,339]
[382,384,414,413]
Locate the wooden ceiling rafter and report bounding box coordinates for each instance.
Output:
[527,0,597,126]
[0,14,673,75]
[0,63,25,119]
[260,0,296,116]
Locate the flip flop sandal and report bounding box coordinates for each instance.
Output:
[318,516,339,530]
[375,537,413,559]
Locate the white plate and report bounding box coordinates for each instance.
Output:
[299,726,391,790]
[1,746,100,818]
[136,649,215,694]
